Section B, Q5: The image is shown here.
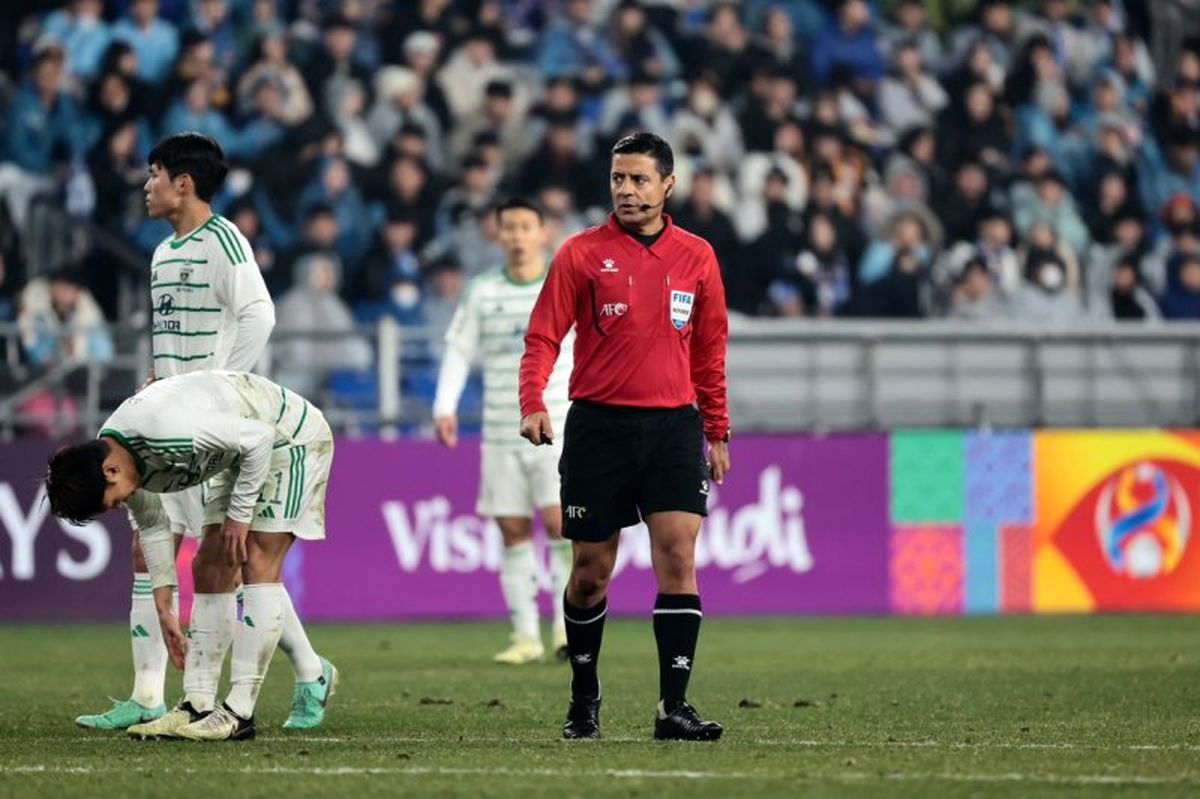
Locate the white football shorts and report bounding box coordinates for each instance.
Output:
[477,441,562,518]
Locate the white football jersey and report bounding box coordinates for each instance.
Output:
[435,266,572,446]
[102,371,316,522]
[149,214,271,376]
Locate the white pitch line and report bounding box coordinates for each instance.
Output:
[255,735,1200,753]
[841,771,1196,787]
[1,765,1196,786]
[0,765,750,780]
[25,734,1200,752]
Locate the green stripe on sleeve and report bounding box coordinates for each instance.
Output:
[204,219,238,264]
[153,353,215,361]
[292,401,309,438]
[152,258,208,267]
[216,217,247,262]
[286,448,299,518]
[153,329,218,337]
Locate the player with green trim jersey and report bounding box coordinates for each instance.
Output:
[47,370,336,741]
[74,133,332,735]
[434,198,574,665]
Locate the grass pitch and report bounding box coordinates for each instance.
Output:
[0,615,1198,798]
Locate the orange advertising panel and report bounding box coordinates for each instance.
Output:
[1034,431,1200,612]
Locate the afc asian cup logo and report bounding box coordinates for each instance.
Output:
[1095,463,1191,580]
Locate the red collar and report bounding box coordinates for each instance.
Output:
[606,212,674,257]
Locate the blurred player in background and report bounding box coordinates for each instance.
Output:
[434,198,574,664]
[74,133,334,733]
[46,371,336,741]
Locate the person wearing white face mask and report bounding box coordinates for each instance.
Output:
[1009,248,1088,324]
[672,76,744,173]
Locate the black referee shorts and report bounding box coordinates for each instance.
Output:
[558,401,710,542]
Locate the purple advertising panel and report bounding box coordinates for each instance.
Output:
[0,439,133,621]
[295,435,890,620]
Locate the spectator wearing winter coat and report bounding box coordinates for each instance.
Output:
[366,67,445,173]
[881,0,945,73]
[1102,254,1162,322]
[673,76,745,174]
[736,119,809,241]
[948,254,1009,321]
[236,30,314,128]
[42,0,112,81]
[935,82,1012,174]
[295,156,373,273]
[1013,169,1091,261]
[274,252,372,399]
[938,161,1001,246]
[0,46,82,227]
[779,211,855,318]
[111,0,179,85]
[535,0,618,91]
[877,39,948,136]
[1009,248,1089,325]
[1162,251,1200,320]
[672,166,741,295]
[810,0,885,87]
[858,208,938,289]
[976,211,1023,298]
[17,270,114,368]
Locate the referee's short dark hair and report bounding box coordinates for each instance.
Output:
[148,132,229,203]
[495,196,544,222]
[612,132,674,178]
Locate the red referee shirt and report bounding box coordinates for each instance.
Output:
[519,214,730,442]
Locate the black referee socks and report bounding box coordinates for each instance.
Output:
[653,593,702,704]
[563,594,607,700]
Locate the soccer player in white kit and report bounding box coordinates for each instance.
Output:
[46,371,336,741]
[73,133,333,732]
[434,198,574,664]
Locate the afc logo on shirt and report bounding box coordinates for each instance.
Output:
[600,302,628,318]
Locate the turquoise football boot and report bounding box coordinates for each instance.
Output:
[282,657,338,729]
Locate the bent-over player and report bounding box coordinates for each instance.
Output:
[47,371,336,741]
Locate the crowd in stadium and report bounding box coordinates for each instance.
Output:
[2,0,1200,364]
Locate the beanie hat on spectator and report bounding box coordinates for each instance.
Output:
[375,67,421,101]
[404,31,440,59]
[1160,193,1199,228]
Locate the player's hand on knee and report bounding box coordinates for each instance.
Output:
[158,607,187,670]
[221,517,250,567]
[520,412,554,446]
[434,415,458,448]
[708,440,730,485]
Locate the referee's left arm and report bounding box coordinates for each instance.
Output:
[689,246,731,445]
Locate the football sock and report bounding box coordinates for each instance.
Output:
[226,583,285,719]
[183,593,237,712]
[563,594,607,699]
[548,539,572,633]
[500,541,540,639]
[277,586,323,683]
[653,594,702,705]
[129,573,171,708]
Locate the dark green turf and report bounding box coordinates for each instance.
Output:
[1,616,1199,798]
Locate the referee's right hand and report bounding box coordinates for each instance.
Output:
[520,412,554,446]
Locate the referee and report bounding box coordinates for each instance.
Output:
[519,132,731,741]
